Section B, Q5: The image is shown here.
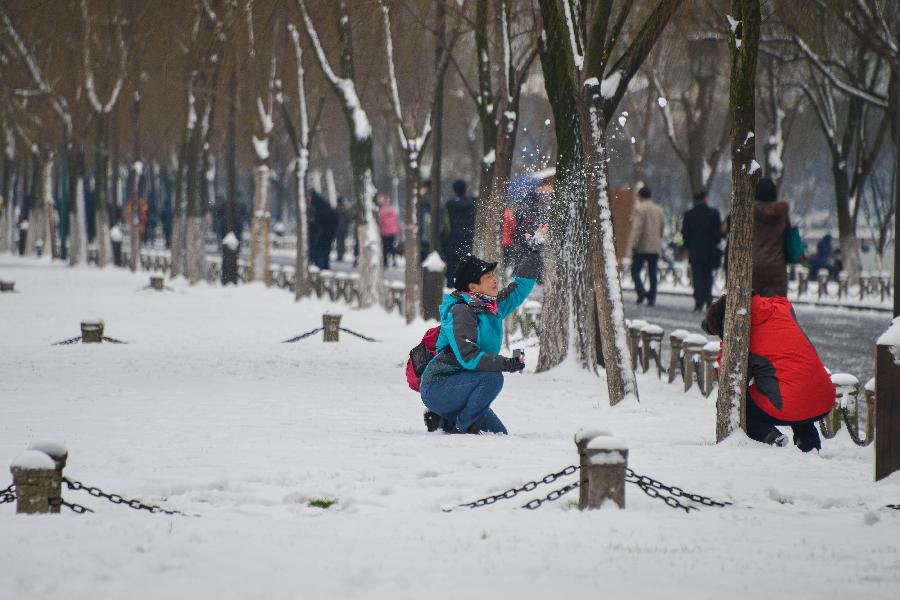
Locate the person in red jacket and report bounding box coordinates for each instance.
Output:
[702,294,834,452]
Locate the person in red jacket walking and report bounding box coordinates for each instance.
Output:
[702,294,834,452]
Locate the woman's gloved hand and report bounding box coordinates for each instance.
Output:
[502,355,526,373]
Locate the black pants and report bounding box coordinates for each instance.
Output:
[631,253,659,304]
[690,260,714,310]
[746,397,825,447]
[382,235,396,267]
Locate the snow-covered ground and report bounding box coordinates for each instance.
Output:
[1,255,899,600]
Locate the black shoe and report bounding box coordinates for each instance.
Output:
[465,422,481,434]
[635,293,645,305]
[424,411,441,432]
[763,428,789,447]
[794,431,822,453]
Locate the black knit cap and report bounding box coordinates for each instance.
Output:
[452,254,498,291]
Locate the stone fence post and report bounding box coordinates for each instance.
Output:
[80,320,104,343]
[575,429,628,510]
[10,449,60,514]
[422,252,446,322]
[668,329,689,384]
[322,313,342,342]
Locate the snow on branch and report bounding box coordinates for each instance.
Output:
[296,0,371,141]
[793,34,888,108]
[0,6,71,135]
[379,2,405,131]
[288,23,310,151]
[81,0,127,115]
[561,0,584,71]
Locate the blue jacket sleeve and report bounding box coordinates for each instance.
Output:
[497,245,541,318]
[445,303,507,371]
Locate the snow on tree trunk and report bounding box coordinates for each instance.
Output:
[298,0,384,308]
[403,162,422,323]
[293,156,310,299]
[249,165,271,285]
[129,161,142,272]
[716,0,760,442]
[582,84,637,404]
[186,216,206,284]
[71,176,88,266]
[42,158,58,259]
[94,115,111,267]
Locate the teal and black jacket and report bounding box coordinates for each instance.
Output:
[420,248,541,386]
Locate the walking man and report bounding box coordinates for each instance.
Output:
[445,179,476,287]
[682,188,722,312]
[629,187,665,306]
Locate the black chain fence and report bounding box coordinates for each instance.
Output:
[1,483,15,504]
[339,328,380,342]
[52,336,128,346]
[282,328,323,343]
[63,477,196,517]
[449,465,733,513]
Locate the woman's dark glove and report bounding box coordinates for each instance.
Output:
[502,356,525,373]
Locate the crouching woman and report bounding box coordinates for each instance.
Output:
[702,294,835,451]
[420,228,545,434]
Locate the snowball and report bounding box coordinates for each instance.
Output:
[109,225,123,242]
[422,251,446,273]
[11,450,55,470]
[223,232,239,251]
[657,97,668,108]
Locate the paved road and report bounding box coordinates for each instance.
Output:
[623,289,888,384]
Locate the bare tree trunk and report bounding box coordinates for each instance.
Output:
[429,0,448,255]
[94,114,111,266]
[249,166,271,284]
[42,157,58,259]
[472,110,516,264]
[170,136,188,279]
[403,162,422,322]
[581,91,637,404]
[716,0,761,442]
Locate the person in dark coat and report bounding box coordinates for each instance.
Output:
[810,233,834,279]
[682,189,722,312]
[334,196,351,262]
[308,190,337,270]
[703,294,833,452]
[751,177,790,296]
[444,179,476,286]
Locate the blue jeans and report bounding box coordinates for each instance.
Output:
[631,253,659,304]
[420,371,507,434]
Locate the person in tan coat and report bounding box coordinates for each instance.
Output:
[629,187,666,306]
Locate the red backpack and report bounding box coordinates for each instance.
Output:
[406,326,442,392]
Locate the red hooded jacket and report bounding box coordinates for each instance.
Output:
[746,295,834,422]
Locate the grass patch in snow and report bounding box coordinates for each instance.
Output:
[308,498,337,509]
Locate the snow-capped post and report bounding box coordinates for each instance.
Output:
[668,329,689,384]
[10,449,57,514]
[537,0,681,402]
[297,0,385,309]
[716,1,761,443]
[26,442,67,514]
[381,1,434,322]
[422,251,446,322]
[470,0,538,265]
[322,313,342,343]
[80,319,104,343]
[877,308,900,480]
[575,429,627,510]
